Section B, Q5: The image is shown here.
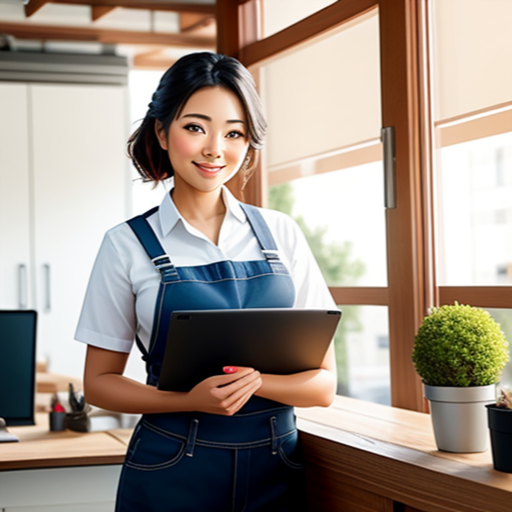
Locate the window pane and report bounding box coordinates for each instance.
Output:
[268,162,387,287]
[262,0,337,38]
[259,9,381,168]
[431,0,512,121]
[436,132,512,285]
[335,305,390,405]
[487,309,512,388]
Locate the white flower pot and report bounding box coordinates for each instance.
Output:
[424,383,496,453]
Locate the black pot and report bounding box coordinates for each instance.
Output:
[486,404,512,473]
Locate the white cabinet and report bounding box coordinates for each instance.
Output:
[0,465,121,511]
[0,82,129,378]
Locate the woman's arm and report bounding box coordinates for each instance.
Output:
[84,345,262,416]
[255,342,337,407]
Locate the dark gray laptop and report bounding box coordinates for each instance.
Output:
[158,308,341,392]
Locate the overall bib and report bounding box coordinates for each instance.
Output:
[115,203,308,512]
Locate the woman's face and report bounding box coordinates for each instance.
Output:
[156,86,249,195]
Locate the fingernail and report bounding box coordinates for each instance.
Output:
[223,366,238,374]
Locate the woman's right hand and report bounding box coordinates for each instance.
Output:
[186,367,262,416]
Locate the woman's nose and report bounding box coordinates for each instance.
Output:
[202,134,224,159]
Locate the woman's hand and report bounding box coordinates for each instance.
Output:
[186,367,262,416]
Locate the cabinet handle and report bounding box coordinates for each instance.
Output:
[18,263,28,309]
[381,126,397,209]
[43,263,51,312]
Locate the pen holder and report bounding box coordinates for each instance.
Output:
[49,411,67,432]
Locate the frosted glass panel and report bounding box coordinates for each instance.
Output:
[335,305,390,405]
[436,132,512,285]
[268,162,387,287]
[261,10,381,168]
[432,0,512,121]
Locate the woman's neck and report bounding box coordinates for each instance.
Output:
[171,180,226,245]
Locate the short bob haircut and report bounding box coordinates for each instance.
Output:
[128,52,267,186]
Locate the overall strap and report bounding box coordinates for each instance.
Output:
[126,206,179,283]
[239,203,285,273]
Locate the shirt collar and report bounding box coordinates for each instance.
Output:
[157,178,247,237]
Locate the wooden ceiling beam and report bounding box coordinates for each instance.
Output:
[36,0,216,14]
[0,21,216,47]
[180,13,215,33]
[92,6,118,21]
[24,0,48,17]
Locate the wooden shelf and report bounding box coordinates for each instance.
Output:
[297,396,512,512]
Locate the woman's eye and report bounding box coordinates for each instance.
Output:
[184,124,204,133]
[227,130,245,139]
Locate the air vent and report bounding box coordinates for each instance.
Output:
[0,51,128,85]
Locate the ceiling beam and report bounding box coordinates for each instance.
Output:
[0,21,216,47]
[92,6,118,20]
[180,13,215,33]
[32,0,216,14]
[24,0,48,17]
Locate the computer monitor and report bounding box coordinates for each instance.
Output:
[0,310,37,440]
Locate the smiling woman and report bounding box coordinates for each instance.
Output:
[74,52,337,512]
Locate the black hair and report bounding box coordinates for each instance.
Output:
[127,52,267,184]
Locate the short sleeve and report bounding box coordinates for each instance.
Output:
[75,231,136,353]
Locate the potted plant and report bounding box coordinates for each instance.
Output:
[487,388,512,472]
[412,303,509,453]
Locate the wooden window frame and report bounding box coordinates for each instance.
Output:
[217,0,512,412]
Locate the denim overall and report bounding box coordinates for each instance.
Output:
[115,203,307,512]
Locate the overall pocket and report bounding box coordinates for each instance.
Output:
[277,429,304,470]
[125,421,186,471]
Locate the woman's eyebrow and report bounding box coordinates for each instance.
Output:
[182,113,245,124]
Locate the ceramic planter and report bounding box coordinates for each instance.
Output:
[424,383,496,453]
[487,404,512,472]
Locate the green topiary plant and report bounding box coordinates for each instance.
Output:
[412,303,509,387]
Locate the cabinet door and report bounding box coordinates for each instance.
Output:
[0,83,34,310]
[0,465,120,511]
[30,84,129,376]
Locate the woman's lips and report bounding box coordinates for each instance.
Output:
[193,162,226,174]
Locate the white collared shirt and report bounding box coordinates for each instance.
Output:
[75,184,336,353]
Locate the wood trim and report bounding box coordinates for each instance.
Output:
[24,0,47,17]
[0,21,215,47]
[239,0,378,67]
[379,0,425,411]
[439,286,512,309]
[92,6,118,21]
[216,0,241,57]
[39,0,216,14]
[330,287,388,306]
[132,50,175,70]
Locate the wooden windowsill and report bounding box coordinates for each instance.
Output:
[296,395,512,512]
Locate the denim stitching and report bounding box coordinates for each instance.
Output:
[163,273,290,285]
[125,443,186,471]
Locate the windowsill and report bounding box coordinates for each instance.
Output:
[296,395,512,512]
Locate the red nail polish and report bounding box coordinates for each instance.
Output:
[223,366,238,374]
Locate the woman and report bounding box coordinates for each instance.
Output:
[75,52,337,512]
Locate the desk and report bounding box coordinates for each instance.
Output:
[296,396,512,512]
[0,414,131,512]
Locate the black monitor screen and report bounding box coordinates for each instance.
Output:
[0,310,37,426]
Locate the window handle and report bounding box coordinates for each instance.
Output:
[381,126,397,209]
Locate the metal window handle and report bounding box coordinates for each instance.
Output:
[43,263,51,312]
[381,126,397,209]
[18,264,28,309]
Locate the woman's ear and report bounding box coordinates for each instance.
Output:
[154,120,168,150]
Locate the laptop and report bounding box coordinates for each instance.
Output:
[158,308,341,392]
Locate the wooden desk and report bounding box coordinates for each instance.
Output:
[0,414,132,512]
[297,396,512,512]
